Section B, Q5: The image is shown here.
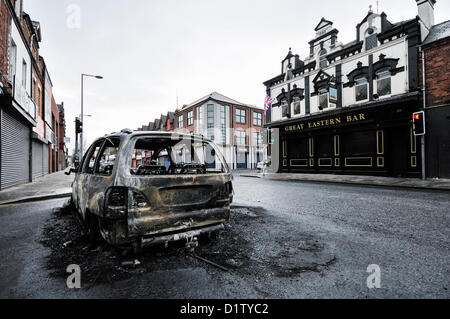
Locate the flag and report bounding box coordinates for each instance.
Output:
[264,96,273,114]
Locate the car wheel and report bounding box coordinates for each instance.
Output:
[86,211,102,245]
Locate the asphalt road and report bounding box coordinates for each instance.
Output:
[0,176,449,298]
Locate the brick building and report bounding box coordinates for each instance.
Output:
[175,92,265,169]
[0,0,66,189]
[58,102,67,170]
[137,92,266,169]
[421,19,450,178]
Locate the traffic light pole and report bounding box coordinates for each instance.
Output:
[420,46,426,181]
[80,75,84,161]
[421,135,425,181]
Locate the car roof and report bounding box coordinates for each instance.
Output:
[98,131,212,143]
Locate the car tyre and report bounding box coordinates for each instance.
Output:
[86,211,102,245]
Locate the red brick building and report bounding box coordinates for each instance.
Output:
[58,102,67,170]
[135,92,266,169]
[421,20,450,178]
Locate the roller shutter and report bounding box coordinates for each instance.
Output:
[43,143,49,175]
[1,109,31,189]
[32,141,46,179]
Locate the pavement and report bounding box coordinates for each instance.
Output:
[0,168,448,206]
[239,171,450,191]
[0,171,73,206]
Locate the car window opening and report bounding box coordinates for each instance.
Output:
[130,137,227,176]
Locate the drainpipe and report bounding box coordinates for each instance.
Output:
[419,45,426,180]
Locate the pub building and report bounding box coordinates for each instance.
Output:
[264,0,439,178]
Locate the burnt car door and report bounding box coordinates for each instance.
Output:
[87,137,122,216]
[74,139,105,220]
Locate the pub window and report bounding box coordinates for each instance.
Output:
[178,115,183,129]
[281,100,289,118]
[319,49,328,68]
[355,77,368,102]
[293,97,301,115]
[376,70,391,97]
[318,89,328,110]
[365,34,378,51]
[236,108,246,124]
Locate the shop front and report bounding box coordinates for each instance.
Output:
[271,97,421,177]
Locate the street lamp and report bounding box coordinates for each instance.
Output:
[80,73,103,159]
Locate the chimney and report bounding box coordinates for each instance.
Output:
[416,0,436,40]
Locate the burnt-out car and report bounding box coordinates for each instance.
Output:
[69,130,233,250]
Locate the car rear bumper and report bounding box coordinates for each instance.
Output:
[128,205,230,236]
[141,223,224,246]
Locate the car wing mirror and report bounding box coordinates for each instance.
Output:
[65,167,78,176]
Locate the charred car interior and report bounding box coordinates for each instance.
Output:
[70,132,233,251]
[130,137,227,176]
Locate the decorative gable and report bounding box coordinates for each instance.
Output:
[312,70,334,96]
[315,18,333,32]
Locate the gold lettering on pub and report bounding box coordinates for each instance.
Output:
[284,113,367,132]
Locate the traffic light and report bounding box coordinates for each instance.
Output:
[412,111,425,136]
[75,118,83,134]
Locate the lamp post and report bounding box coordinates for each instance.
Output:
[80,73,103,159]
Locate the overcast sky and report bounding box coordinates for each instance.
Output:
[23,0,449,152]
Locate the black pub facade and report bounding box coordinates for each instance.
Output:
[264,0,438,178]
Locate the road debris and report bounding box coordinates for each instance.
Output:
[121,260,141,268]
[190,253,229,272]
[62,241,72,248]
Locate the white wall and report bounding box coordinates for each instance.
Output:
[269,35,409,122]
[10,18,35,119]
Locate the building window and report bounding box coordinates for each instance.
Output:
[14,0,20,17]
[319,49,328,68]
[355,77,368,101]
[187,110,193,126]
[236,131,246,146]
[37,87,41,113]
[281,100,288,118]
[377,71,391,97]
[178,115,183,129]
[253,112,262,126]
[22,60,27,88]
[293,97,301,115]
[8,39,17,83]
[365,34,378,51]
[236,108,246,124]
[197,106,203,131]
[220,105,226,144]
[207,104,214,140]
[319,89,328,110]
[32,78,36,101]
[254,132,262,147]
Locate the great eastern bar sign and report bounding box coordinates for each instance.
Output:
[284,112,369,133]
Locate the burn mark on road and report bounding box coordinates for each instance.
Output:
[40,203,336,288]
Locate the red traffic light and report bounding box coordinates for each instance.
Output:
[413,114,421,120]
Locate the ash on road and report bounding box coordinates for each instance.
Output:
[40,204,336,289]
